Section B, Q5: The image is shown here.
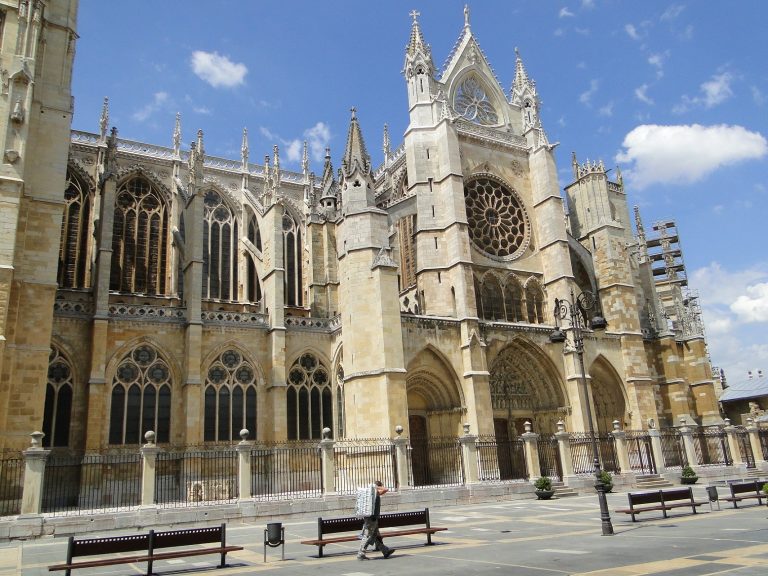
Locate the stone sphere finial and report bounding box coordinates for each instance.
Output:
[679,415,687,426]
[647,418,655,429]
[463,423,471,435]
[322,427,331,439]
[746,417,754,426]
[524,421,532,433]
[240,428,250,441]
[395,425,403,436]
[30,431,45,449]
[723,418,731,427]
[556,420,565,433]
[144,430,156,445]
[612,419,621,431]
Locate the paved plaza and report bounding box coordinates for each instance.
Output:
[3,487,767,576]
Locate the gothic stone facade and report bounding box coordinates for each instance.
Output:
[0,2,722,453]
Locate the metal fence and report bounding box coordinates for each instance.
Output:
[625,431,656,475]
[759,428,768,460]
[42,450,141,515]
[333,439,396,493]
[691,426,731,467]
[659,429,686,469]
[734,428,755,468]
[155,446,238,507]
[0,452,24,517]
[537,436,561,480]
[250,442,322,501]
[569,434,619,474]
[409,437,464,488]
[476,436,527,482]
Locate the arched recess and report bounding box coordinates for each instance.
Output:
[43,344,77,448]
[489,338,566,437]
[58,163,96,289]
[286,350,332,440]
[588,355,628,434]
[405,347,465,438]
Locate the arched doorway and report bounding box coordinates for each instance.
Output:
[589,357,627,433]
[489,340,566,437]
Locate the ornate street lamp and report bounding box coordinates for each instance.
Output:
[550,288,614,536]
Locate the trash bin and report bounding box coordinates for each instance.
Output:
[267,522,282,544]
[706,486,720,510]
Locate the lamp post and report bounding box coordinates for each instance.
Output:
[550,288,614,536]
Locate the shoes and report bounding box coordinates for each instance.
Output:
[357,554,369,561]
[383,548,395,559]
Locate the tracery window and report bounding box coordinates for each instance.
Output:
[43,347,74,448]
[335,364,345,439]
[283,212,303,307]
[109,344,171,444]
[454,76,499,125]
[480,276,504,321]
[464,176,529,261]
[504,279,524,322]
[475,274,546,325]
[246,213,262,303]
[286,352,332,440]
[397,215,417,291]
[203,190,239,301]
[204,349,257,442]
[110,177,169,295]
[526,283,545,324]
[57,169,93,289]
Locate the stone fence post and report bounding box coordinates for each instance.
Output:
[393,425,411,490]
[459,423,479,484]
[723,420,744,469]
[678,417,698,471]
[648,425,666,474]
[21,431,50,516]
[746,419,767,471]
[554,420,574,481]
[319,427,335,494]
[140,431,159,507]
[521,421,541,481]
[235,429,253,501]
[611,420,633,476]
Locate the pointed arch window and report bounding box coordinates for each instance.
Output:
[335,364,345,439]
[43,347,74,448]
[454,76,499,125]
[286,352,332,440]
[57,169,93,289]
[480,276,504,321]
[504,279,524,322]
[109,344,171,444]
[110,177,169,295]
[283,212,303,307]
[397,215,417,291]
[203,190,239,301]
[526,283,545,324]
[203,349,257,442]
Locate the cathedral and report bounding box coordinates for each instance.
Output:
[0,1,723,455]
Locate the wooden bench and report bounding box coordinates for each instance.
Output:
[615,487,707,522]
[721,480,766,508]
[300,508,447,557]
[48,523,243,575]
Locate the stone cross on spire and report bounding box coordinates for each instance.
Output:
[464,4,470,27]
[173,112,181,157]
[409,9,420,22]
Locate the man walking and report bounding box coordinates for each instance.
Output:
[358,480,395,560]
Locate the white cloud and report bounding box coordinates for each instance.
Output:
[559,7,574,18]
[674,72,733,113]
[648,52,667,78]
[625,23,641,40]
[711,204,724,215]
[581,0,595,9]
[574,27,590,36]
[616,124,767,189]
[304,122,332,161]
[579,79,599,106]
[598,102,613,117]
[132,92,169,122]
[553,28,564,37]
[193,106,211,115]
[191,50,247,88]
[635,84,654,105]
[258,121,331,166]
[661,4,685,20]
[732,283,768,323]
[752,86,765,106]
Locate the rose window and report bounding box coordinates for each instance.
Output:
[454,76,499,126]
[464,176,529,259]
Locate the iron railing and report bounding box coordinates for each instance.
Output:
[333,439,396,493]
[659,429,686,469]
[691,426,731,466]
[155,446,238,507]
[569,433,619,474]
[476,436,527,482]
[0,452,24,517]
[250,442,322,501]
[537,436,562,480]
[734,427,755,468]
[42,450,141,515]
[625,431,656,475]
[409,437,464,488]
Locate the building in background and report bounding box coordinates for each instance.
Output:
[0,2,723,454]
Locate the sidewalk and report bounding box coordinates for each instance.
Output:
[5,487,767,576]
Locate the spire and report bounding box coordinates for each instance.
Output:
[99,97,109,141]
[406,10,427,57]
[188,129,205,188]
[510,47,540,125]
[241,128,249,171]
[511,48,533,95]
[173,113,181,157]
[571,151,579,179]
[634,206,649,263]
[319,146,339,208]
[383,123,391,164]
[341,107,371,179]
[464,4,470,28]
[404,9,435,78]
[301,140,309,180]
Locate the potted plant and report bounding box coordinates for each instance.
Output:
[598,470,613,493]
[680,465,698,484]
[534,476,555,500]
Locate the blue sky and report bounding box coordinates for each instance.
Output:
[72,1,767,385]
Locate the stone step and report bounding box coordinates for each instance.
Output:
[552,482,579,498]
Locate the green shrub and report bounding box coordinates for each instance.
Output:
[599,470,613,485]
[534,476,552,491]
[681,465,697,478]
[762,482,768,495]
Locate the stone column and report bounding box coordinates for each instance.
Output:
[678,417,698,470]
[554,420,575,480]
[140,431,159,507]
[746,419,768,471]
[393,426,410,490]
[521,421,541,481]
[459,423,479,484]
[611,420,633,476]
[723,420,744,469]
[236,429,253,501]
[319,428,336,494]
[648,426,666,474]
[20,432,50,516]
